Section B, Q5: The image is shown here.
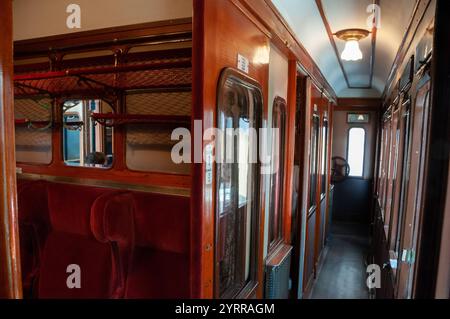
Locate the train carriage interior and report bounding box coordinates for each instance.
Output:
[0,0,449,301]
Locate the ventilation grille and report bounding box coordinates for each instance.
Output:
[265,246,293,299]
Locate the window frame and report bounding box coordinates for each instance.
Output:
[320,116,329,198]
[346,126,367,179]
[214,68,263,299]
[61,99,115,170]
[309,111,320,211]
[267,96,287,254]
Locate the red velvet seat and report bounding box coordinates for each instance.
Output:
[125,192,190,299]
[17,179,191,299]
[38,183,135,299]
[16,180,49,298]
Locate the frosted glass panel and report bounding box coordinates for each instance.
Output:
[348,128,365,177]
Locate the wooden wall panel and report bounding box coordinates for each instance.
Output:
[0,0,23,299]
[192,0,270,298]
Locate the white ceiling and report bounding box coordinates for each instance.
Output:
[272,0,415,98]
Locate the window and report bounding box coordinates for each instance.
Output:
[268,97,287,251]
[320,118,329,196]
[125,91,191,174]
[62,99,114,168]
[347,128,366,177]
[15,97,53,165]
[309,113,320,209]
[215,69,262,298]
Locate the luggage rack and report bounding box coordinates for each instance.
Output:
[14,50,193,130]
[91,113,191,128]
[13,58,192,98]
[15,119,52,130]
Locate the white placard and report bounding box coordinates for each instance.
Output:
[237,54,249,74]
[205,144,213,185]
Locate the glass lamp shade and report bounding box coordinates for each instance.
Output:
[341,40,363,61]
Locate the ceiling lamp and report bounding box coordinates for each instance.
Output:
[335,29,370,62]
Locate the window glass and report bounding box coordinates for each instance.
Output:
[268,98,287,250]
[125,91,191,174]
[15,97,53,164]
[216,70,261,298]
[347,128,366,177]
[62,99,114,168]
[309,114,320,209]
[321,119,329,195]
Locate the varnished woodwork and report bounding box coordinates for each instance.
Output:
[300,79,317,295]
[290,74,308,299]
[0,0,23,299]
[383,0,432,99]
[337,98,382,110]
[193,0,269,299]
[283,59,298,244]
[415,0,450,297]
[14,18,193,59]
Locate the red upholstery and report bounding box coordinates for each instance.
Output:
[91,192,136,298]
[125,192,190,299]
[126,249,190,299]
[17,180,49,298]
[16,180,191,299]
[38,183,135,299]
[131,192,189,254]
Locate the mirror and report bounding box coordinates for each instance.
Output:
[62,99,114,168]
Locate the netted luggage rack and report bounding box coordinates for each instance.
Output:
[14,51,192,131]
[13,58,192,97]
[91,113,191,128]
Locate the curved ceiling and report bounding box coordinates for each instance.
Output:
[272,0,415,98]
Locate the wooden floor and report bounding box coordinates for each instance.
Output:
[310,222,370,299]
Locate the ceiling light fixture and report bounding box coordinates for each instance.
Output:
[335,29,370,62]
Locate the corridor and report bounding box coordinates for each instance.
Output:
[310,223,370,299]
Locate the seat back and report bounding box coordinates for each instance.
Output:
[38,183,134,299]
[17,179,49,298]
[125,192,190,298]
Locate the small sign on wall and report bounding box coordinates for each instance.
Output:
[237,54,249,74]
[205,144,213,185]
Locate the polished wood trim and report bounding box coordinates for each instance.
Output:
[290,74,308,299]
[14,18,193,59]
[0,0,23,299]
[238,0,338,103]
[18,173,190,197]
[300,79,313,295]
[194,0,270,299]
[337,98,382,111]
[283,59,298,244]
[415,0,450,297]
[383,0,432,99]
[191,0,207,299]
[17,164,191,190]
